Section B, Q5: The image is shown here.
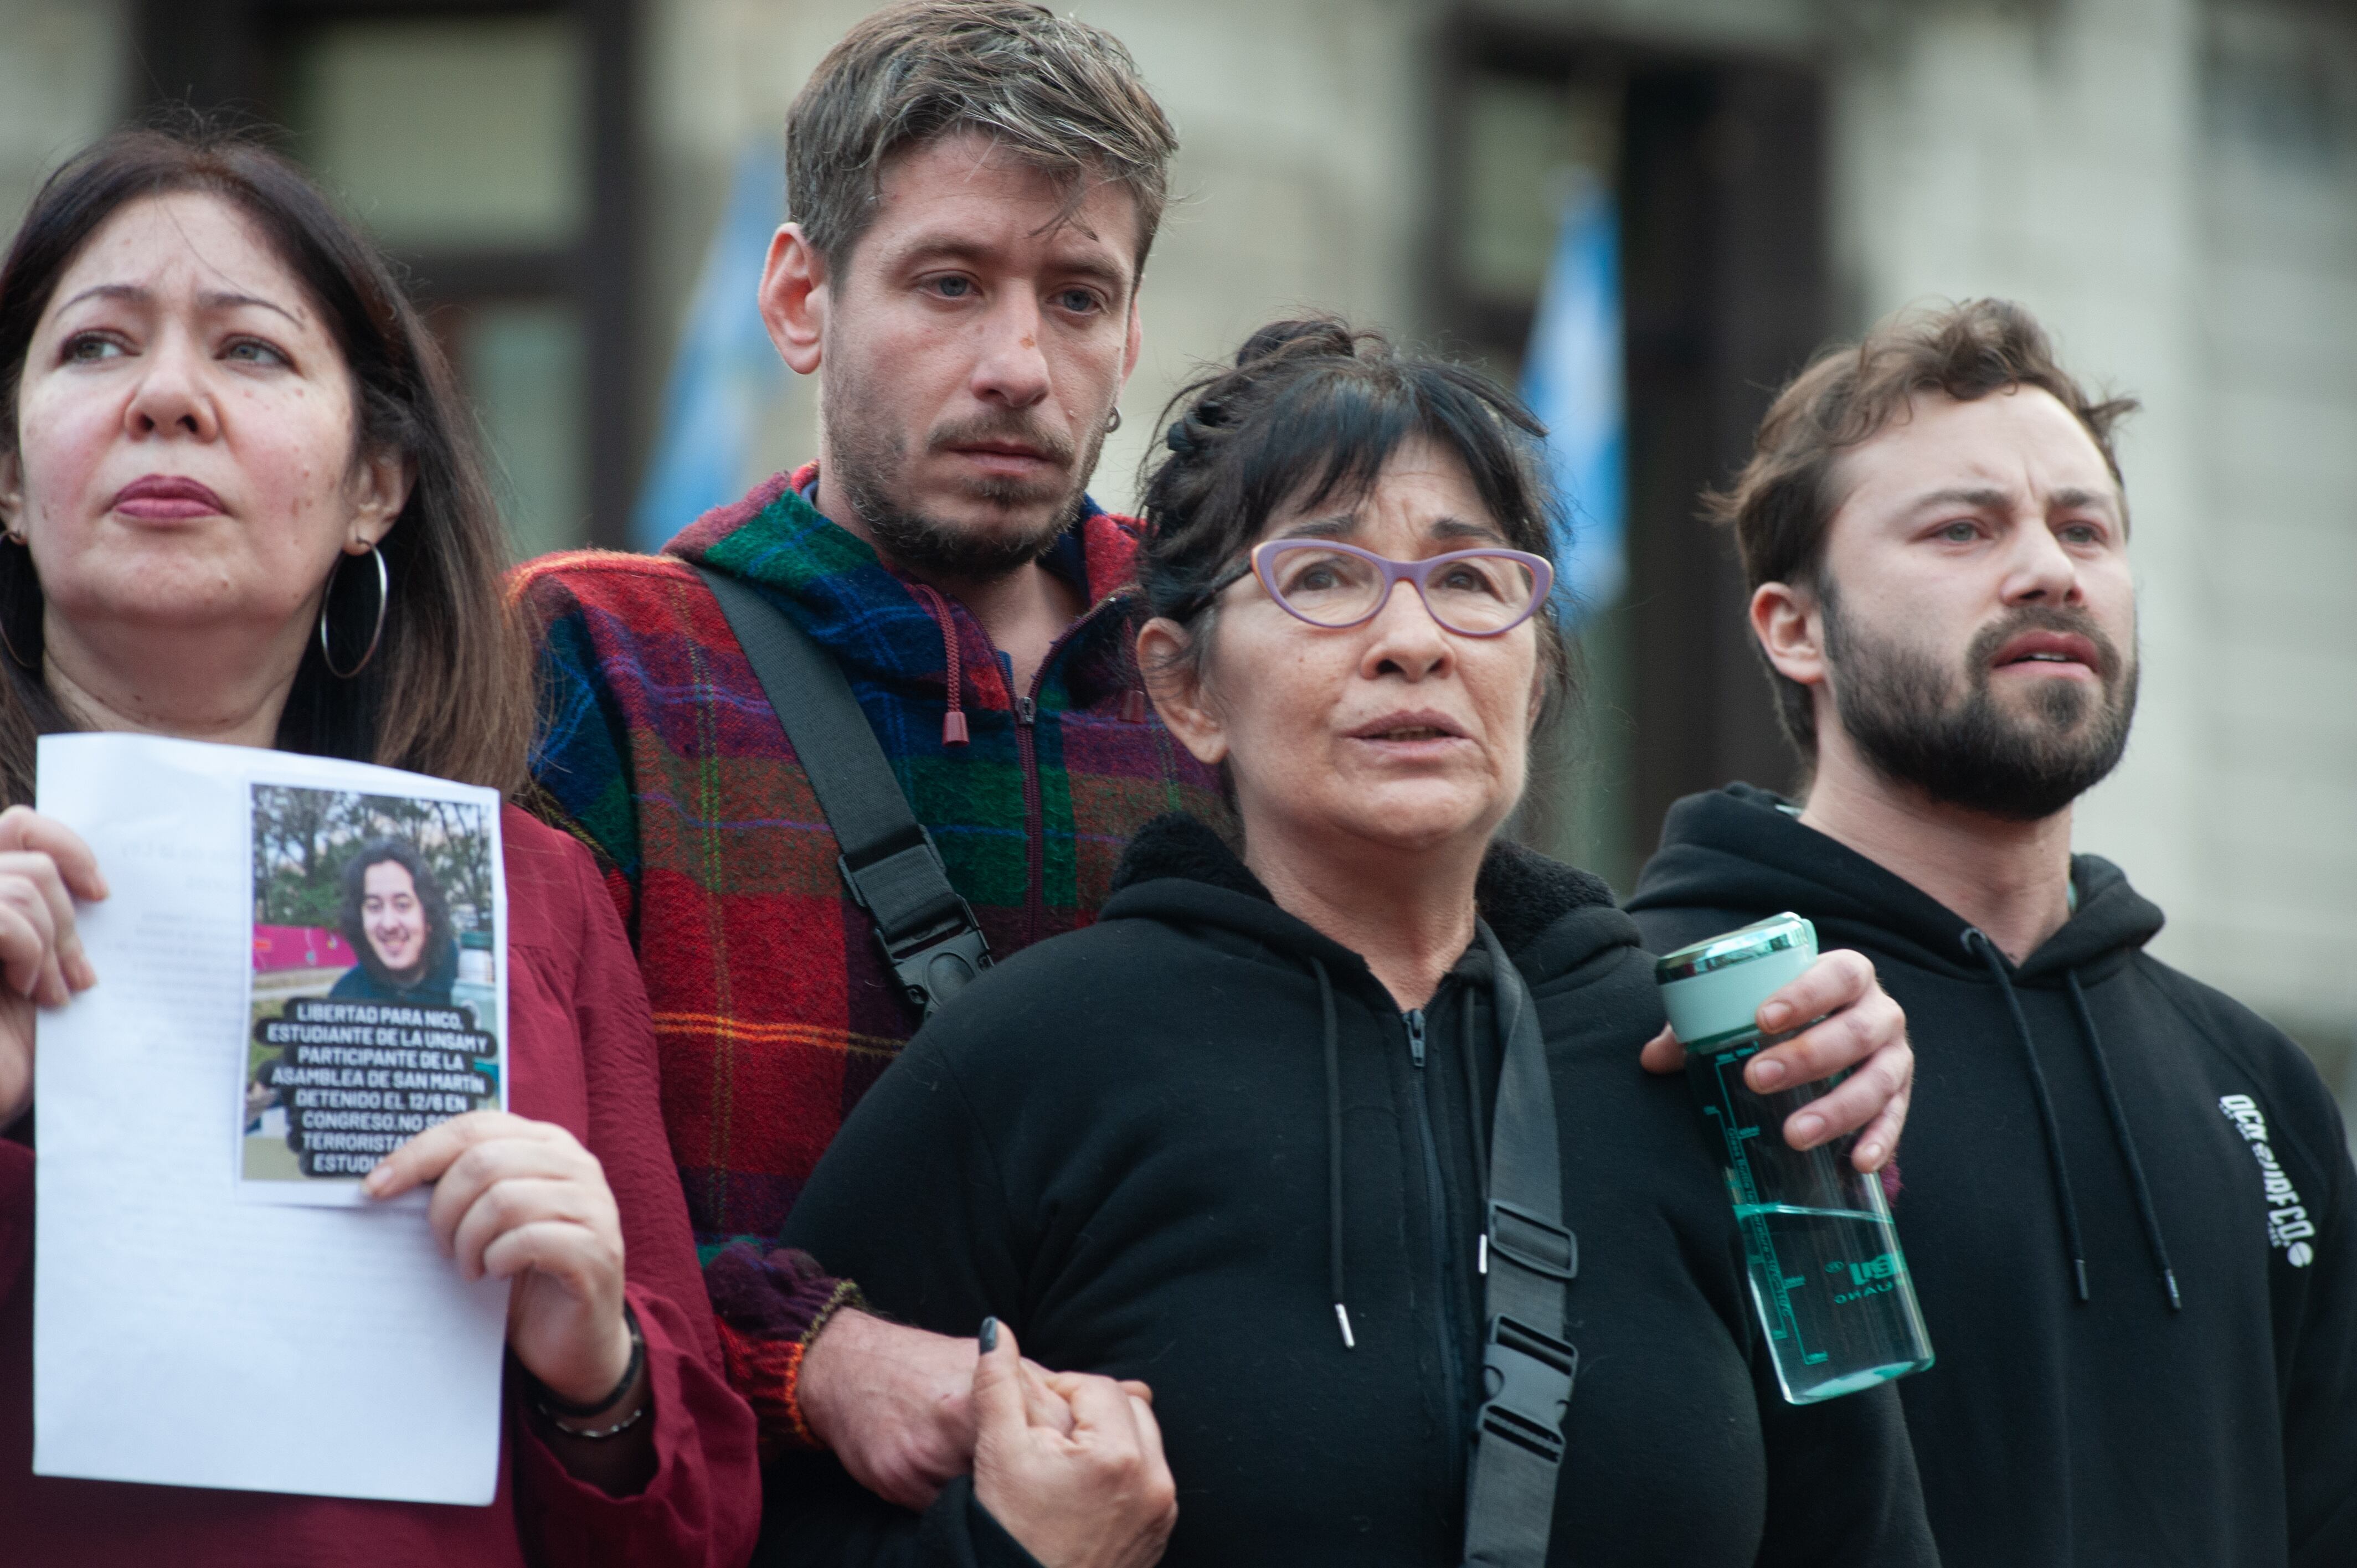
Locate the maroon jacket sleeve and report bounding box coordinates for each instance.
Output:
[0,1136,30,1308]
[501,809,760,1568]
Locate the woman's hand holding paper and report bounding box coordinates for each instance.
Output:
[0,806,106,1125]
[366,1110,652,1487]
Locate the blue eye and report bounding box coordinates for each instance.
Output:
[929,276,974,300]
[1055,288,1101,314]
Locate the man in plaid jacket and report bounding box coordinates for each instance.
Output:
[521,0,1918,1513]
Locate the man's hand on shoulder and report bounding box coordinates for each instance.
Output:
[800,1308,1079,1510]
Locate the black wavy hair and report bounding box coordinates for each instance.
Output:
[338,838,450,984]
[1135,317,1573,728]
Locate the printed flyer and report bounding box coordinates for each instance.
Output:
[242,783,505,1200]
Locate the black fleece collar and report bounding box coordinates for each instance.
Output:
[1107,812,1628,971]
[1631,783,2164,984]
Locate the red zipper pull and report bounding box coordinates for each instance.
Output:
[909,582,970,747]
[1121,688,1147,724]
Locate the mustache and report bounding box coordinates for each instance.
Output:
[1967,604,2127,684]
[925,411,1078,468]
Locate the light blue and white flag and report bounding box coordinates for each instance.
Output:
[631,143,790,553]
[1519,171,1626,618]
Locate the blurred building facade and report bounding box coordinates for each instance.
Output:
[3,0,2354,1095]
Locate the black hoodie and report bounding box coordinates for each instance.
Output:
[763,813,1935,1567]
[1629,784,2357,1567]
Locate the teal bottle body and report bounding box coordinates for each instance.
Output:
[1656,914,1936,1404]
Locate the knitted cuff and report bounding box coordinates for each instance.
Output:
[779,1277,867,1450]
[706,1240,866,1454]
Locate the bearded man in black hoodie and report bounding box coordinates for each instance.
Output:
[1627,298,2357,1567]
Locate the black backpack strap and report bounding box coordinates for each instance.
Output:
[696,566,991,1017]
[1463,923,1577,1568]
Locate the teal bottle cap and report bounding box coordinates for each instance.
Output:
[1653,912,1818,1050]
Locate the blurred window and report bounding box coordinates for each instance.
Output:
[285,16,586,252]
[1456,75,1617,318]
[456,301,588,561]
[1447,68,1619,375]
[2206,2,2355,173]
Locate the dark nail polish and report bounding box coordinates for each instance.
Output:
[978,1316,998,1353]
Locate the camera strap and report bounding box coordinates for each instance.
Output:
[1463,924,1578,1568]
[697,566,991,1018]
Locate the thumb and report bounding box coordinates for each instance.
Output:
[1639,1024,1689,1075]
[970,1316,1029,1438]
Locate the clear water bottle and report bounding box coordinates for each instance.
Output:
[1655,913,1935,1404]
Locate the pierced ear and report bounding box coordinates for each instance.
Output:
[760,223,827,377]
[347,447,413,551]
[1120,293,1144,388]
[1751,580,1826,691]
[1134,617,1227,768]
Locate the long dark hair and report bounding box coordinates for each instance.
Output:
[337,838,451,984]
[0,118,532,802]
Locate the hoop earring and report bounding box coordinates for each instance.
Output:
[1105,407,1123,434]
[318,544,389,679]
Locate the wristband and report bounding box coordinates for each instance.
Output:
[526,1302,646,1436]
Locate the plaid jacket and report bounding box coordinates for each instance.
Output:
[517,467,1222,1448]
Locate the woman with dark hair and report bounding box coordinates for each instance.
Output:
[768,321,1936,1566]
[0,124,756,1564]
[330,838,460,1005]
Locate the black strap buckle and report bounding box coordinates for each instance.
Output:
[878,920,991,1017]
[1488,1200,1578,1282]
[838,832,992,1017]
[1476,1313,1578,1464]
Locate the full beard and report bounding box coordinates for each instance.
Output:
[1822,583,2138,822]
[827,362,1102,581]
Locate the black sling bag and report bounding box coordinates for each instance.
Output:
[696,567,991,1018]
[1463,923,1579,1568]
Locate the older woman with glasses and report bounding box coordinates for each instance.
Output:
[763,320,1937,1567]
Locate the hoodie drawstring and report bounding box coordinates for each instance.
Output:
[907,584,969,745]
[1965,928,2092,1302]
[1312,959,1354,1349]
[1964,928,2183,1312]
[2065,971,2184,1312]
